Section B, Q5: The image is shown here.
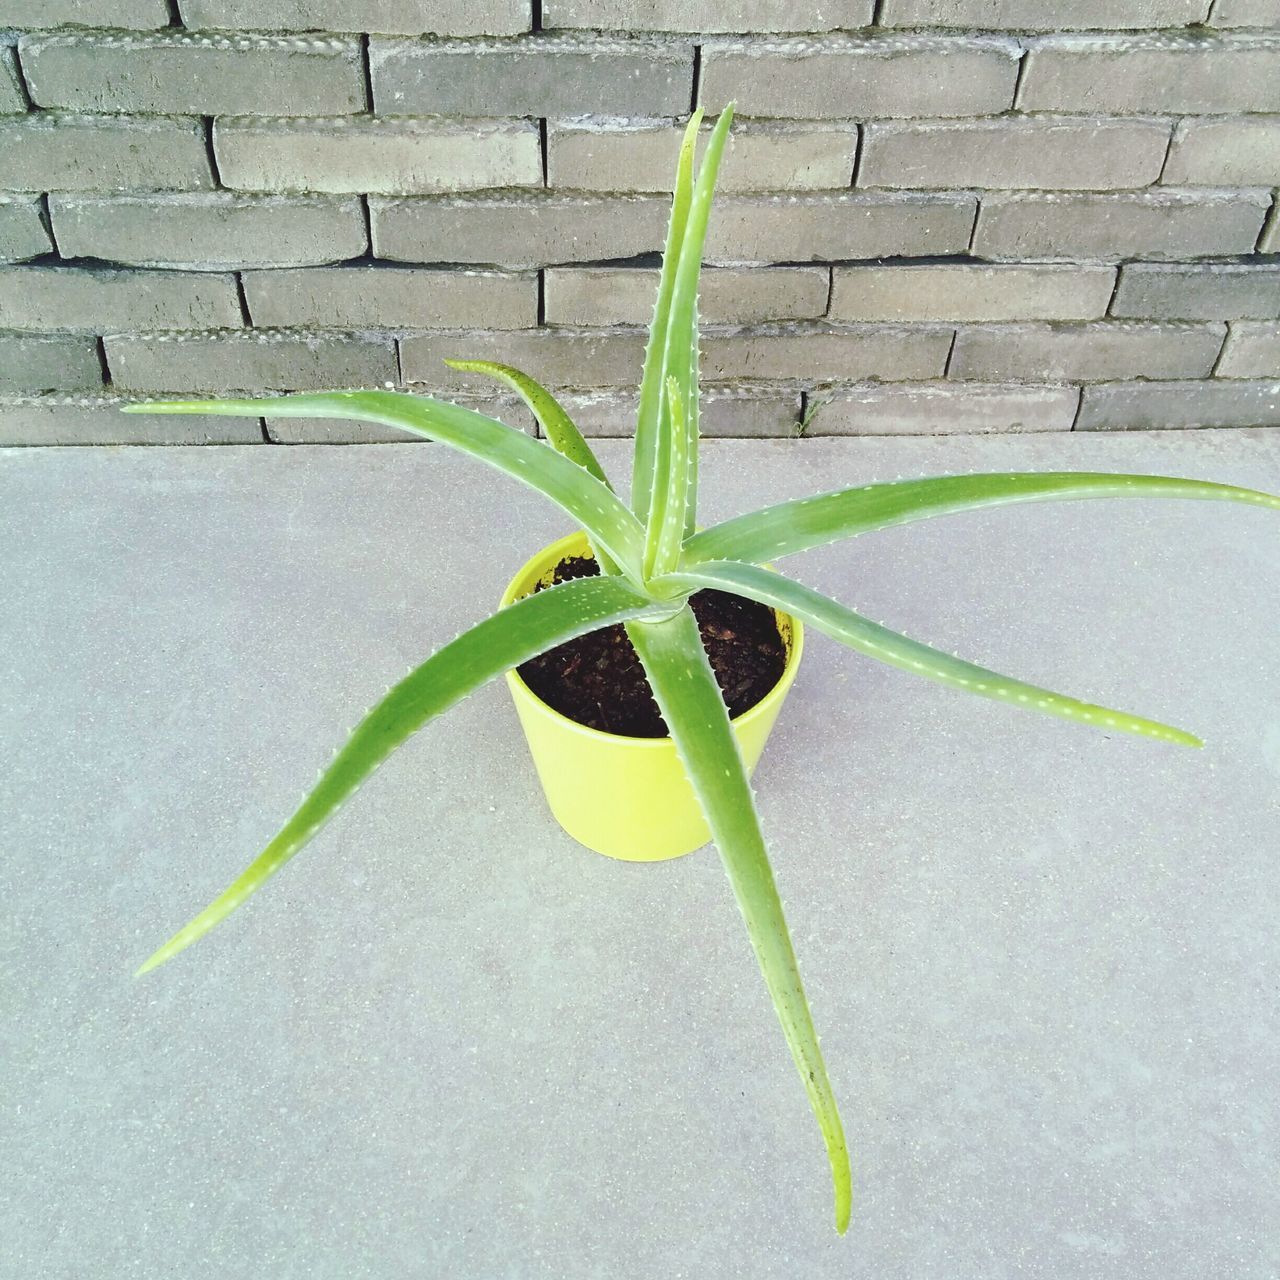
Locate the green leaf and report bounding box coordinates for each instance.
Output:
[136,575,655,976]
[660,560,1203,748]
[441,359,613,490]
[683,471,1280,567]
[626,606,852,1234]
[684,300,701,539]
[632,108,701,527]
[124,391,645,582]
[644,377,691,579]
[441,359,621,575]
[651,105,733,547]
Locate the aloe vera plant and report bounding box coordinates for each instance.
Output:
[126,106,1280,1234]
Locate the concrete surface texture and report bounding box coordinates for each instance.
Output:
[2,431,1279,1279]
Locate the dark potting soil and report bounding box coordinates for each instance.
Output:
[516,555,787,738]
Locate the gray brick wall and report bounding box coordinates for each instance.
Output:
[0,3,1276,444]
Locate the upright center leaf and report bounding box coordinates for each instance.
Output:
[641,105,735,579]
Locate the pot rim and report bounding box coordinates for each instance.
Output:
[500,530,805,749]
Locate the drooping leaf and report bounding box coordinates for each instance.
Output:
[136,575,656,975]
[632,108,701,527]
[626,607,852,1234]
[660,560,1202,747]
[683,471,1280,568]
[441,359,613,490]
[442,359,620,574]
[125,391,645,581]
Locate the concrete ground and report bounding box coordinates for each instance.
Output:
[3,430,1279,1280]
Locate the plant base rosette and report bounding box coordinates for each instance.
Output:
[503,530,804,861]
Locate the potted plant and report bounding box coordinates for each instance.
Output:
[126,106,1280,1233]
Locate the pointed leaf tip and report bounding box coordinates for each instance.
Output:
[686,470,1280,568]
[632,103,705,525]
[131,575,654,976]
[662,561,1205,753]
[627,607,851,1239]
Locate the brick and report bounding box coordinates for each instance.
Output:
[699,36,1020,120]
[544,266,830,326]
[371,193,668,267]
[264,394,533,442]
[1018,34,1280,114]
[558,389,803,437]
[1217,322,1280,378]
[371,35,692,118]
[706,193,976,263]
[1163,117,1280,185]
[105,331,400,394]
[973,191,1269,261]
[178,0,530,35]
[1208,0,1278,25]
[19,32,366,116]
[0,393,262,445]
[49,194,367,269]
[265,416,408,443]
[215,117,540,196]
[881,0,1210,27]
[0,0,169,26]
[829,264,1115,322]
[1,43,27,114]
[375,191,974,267]
[699,324,951,382]
[242,267,538,330]
[859,118,1169,191]
[546,120,857,193]
[400,328,648,390]
[1121,258,1280,318]
[0,115,214,193]
[804,382,1079,434]
[950,321,1225,382]
[0,333,101,393]
[542,0,875,32]
[1111,264,1280,321]
[0,197,52,263]
[1076,379,1280,429]
[0,266,241,331]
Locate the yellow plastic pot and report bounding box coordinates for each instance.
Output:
[501,531,804,861]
